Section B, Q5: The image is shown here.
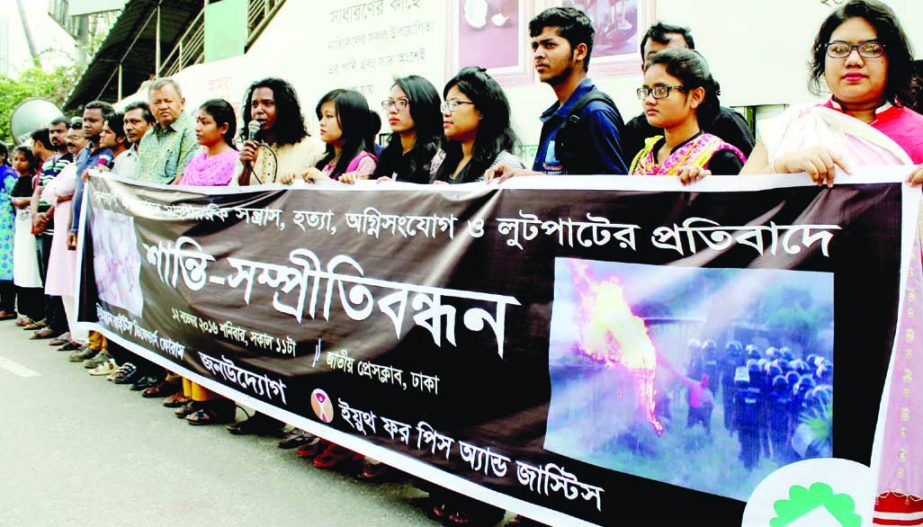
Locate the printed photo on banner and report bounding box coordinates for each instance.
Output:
[546,0,654,75]
[452,0,532,82]
[91,209,144,317]
[545,258,835,501]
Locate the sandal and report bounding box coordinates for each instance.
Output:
[296,438,328,460]
[186,401,235,425]
[58,341,82,352]
[358,460,395,482]
[175,401,199,418]
[163,392,190,408]
[30,327,59,339]
[430,504,449,521]
[141,380,180,398]
[48,333,71,346]
[0,310,17,321]
[313,443,364,469]
[507,515,546,526]
[15,316,33,327]
[23,320,47,331]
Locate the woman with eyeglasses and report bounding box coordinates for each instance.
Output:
[740,0,923,185]
[629,48,746,182]
[374,75,444,184]
[740,1,923,521]
[432,67,525,184]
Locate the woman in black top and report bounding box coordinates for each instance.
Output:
[374,75,444,184]
[9,146,43,325]
[432,67,524,184]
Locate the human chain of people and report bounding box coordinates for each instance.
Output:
[2,1,921,525]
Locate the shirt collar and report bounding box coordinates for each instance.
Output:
[540,78,597,122]
[154,112,189,134]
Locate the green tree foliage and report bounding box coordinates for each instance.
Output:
[0,63,82,145]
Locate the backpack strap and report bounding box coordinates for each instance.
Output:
[565,90,618,125]
[555,90,622,174]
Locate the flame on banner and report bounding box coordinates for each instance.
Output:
[570,261,664,436]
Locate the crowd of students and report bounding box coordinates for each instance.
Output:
[1,1,921,524]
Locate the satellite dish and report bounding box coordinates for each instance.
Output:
[11,98,64,145]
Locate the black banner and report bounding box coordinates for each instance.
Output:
[77,173,913,526]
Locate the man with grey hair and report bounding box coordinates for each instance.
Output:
[134,78,198,183]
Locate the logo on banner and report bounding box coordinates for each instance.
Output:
[741,458,871,527]
[311,389,335,423]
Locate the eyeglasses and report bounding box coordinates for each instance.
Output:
[440,100,475,113]
[825,40,885,59]
[381,98,410,111]
[636,85,687,100]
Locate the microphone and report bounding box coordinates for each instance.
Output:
[239,121,262,186]
[247,121,261,142]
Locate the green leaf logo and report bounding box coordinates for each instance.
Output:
[770,482,861,527]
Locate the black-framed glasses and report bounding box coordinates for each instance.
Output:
[825,40,885,59]
[636,85,686,100]
[381,98,410,111]
[440,100,475,113]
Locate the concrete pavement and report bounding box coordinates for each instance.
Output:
[0,319,443,527]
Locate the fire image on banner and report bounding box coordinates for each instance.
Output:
[545,258,834,500]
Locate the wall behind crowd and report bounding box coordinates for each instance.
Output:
[117,0,923,161]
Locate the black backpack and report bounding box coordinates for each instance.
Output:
[552,90,625,175]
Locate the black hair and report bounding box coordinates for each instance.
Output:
[50,116,70,128]
[0,141,7,164]
[529,7,595,71]
[84,100,116,120]
[373,75,444,183]
[30,128,53,151]
[810,0,917,106]
[105,112,126,140]
[12,145,37,173]
[198,99,238,148]
[639,22,695,57]
[124,101,155,124]
[646,48,721,124]
[314,89,381,180]
[243,77,308,147]
[433,67,520,184]
[69,118,83,130]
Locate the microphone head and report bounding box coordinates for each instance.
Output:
[247,120,261,141]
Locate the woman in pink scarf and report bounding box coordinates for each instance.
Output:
[741,1,923,522]
[168,99,239,426]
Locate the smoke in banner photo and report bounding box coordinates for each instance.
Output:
[91,209,144,317]
[545,258,835,501]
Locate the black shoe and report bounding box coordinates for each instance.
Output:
[278,429,316,449]
[113,367,142,385]
[130,375,161,391]
[226,414,286,437]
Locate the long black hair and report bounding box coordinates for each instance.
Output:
[646,48,721,125]
[199,99,238,148]
[809,0,917,106]
[433,67,519,183]
[314,89,381,180]
[373,75,444,183]
[243,77,308,146]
